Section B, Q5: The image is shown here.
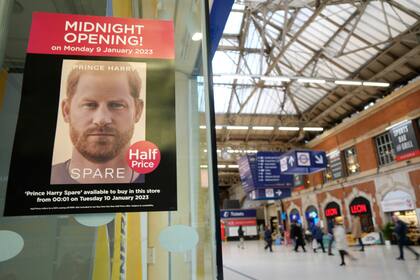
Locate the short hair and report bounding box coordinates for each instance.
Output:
[66,61,142,100]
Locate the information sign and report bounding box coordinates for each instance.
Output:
[279,150,327,174]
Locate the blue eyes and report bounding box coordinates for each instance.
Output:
[81,102,126,110]
[109,102,125,109]
[82,103,97,109]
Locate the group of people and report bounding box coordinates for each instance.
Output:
[236,213,419,266]
[259,214,419,266]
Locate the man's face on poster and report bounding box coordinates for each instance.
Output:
[62,71,142,163]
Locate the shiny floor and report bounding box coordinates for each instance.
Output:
[222,240,420,280]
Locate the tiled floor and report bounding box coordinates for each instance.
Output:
[222,240,420,280]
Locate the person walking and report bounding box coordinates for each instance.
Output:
[327,218,335,256]
[393,215,419,261]
[311,222,326,253]
[237,225,245,249]
[290,220,306,252]
[264,226,273,252]
[334,216,356,266]
[351,215,364,252]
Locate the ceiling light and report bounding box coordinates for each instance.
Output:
[228,165,239,168]
[192,32,203,41]
[334,80,362,86]
[215,125,223,130]
[303,127,324,131]
[200,165,208,168]
[217,165,226,168]
[224,74,249,80]
[297,78,326,84]
[260,76,291,82]
[252,126,274,130]
[278,126,300,131]
[226,125,249,130]
[363,81,390,87]
[199,125,206,129]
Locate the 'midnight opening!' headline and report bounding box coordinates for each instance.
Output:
[27,12,174,59]
[64,21,145,46]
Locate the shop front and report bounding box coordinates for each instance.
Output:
[0,1,222,279]
[305,206,319,227]
[220,209,258,240]
[349,197,374,233]
[381,190,420,245]
[324,201,341,230]
[289,208,302,224]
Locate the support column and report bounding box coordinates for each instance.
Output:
[0,0,13,69]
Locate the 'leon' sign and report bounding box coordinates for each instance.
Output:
[325,208,339,217]
[350,204,368,214]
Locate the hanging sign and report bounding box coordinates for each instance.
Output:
[389,120,420,161]
[256,152,294,188]
[4,12,176,216]
[279,150,327,174]
[220,209,257,219]
[238,153,294,194]
[249,187,292,200]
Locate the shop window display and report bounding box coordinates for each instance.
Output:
[390,211,420,245]
[344,147,360,175]
[305,206,318,228]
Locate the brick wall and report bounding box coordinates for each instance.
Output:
[356,139,378,171]
[313,90,420,152]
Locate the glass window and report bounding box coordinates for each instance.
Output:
[323,162,334,183]
[0,1,220,279]
[344,146,360,175]
[375,132,395,166]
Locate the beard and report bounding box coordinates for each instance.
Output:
[69,124,134,163]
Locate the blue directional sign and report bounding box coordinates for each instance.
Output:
[279,149,327,174]
[249,187,292,201]
[256,152,294,188]
[238,155,256,193]
[220,209,257,219]
[238,153,294,194]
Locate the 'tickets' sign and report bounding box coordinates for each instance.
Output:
[4,12,177,216]
[389,120,420,161]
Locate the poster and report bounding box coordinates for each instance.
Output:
[389,120,420,161]
[4,12,177,216]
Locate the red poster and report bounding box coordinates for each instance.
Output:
[4,13,177,216]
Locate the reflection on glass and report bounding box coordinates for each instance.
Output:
[344,147,360,175]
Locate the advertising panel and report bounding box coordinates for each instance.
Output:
[389,120,420,161]
[4,12,176,216]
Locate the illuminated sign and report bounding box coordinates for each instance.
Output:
[308,211,318,218]
[350,204,368,214]
[325,208,338,217]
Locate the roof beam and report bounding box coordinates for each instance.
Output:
[218,45,263,53]
[263,3,326,75]
[387,0,420,21]
[310,44,420,123]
